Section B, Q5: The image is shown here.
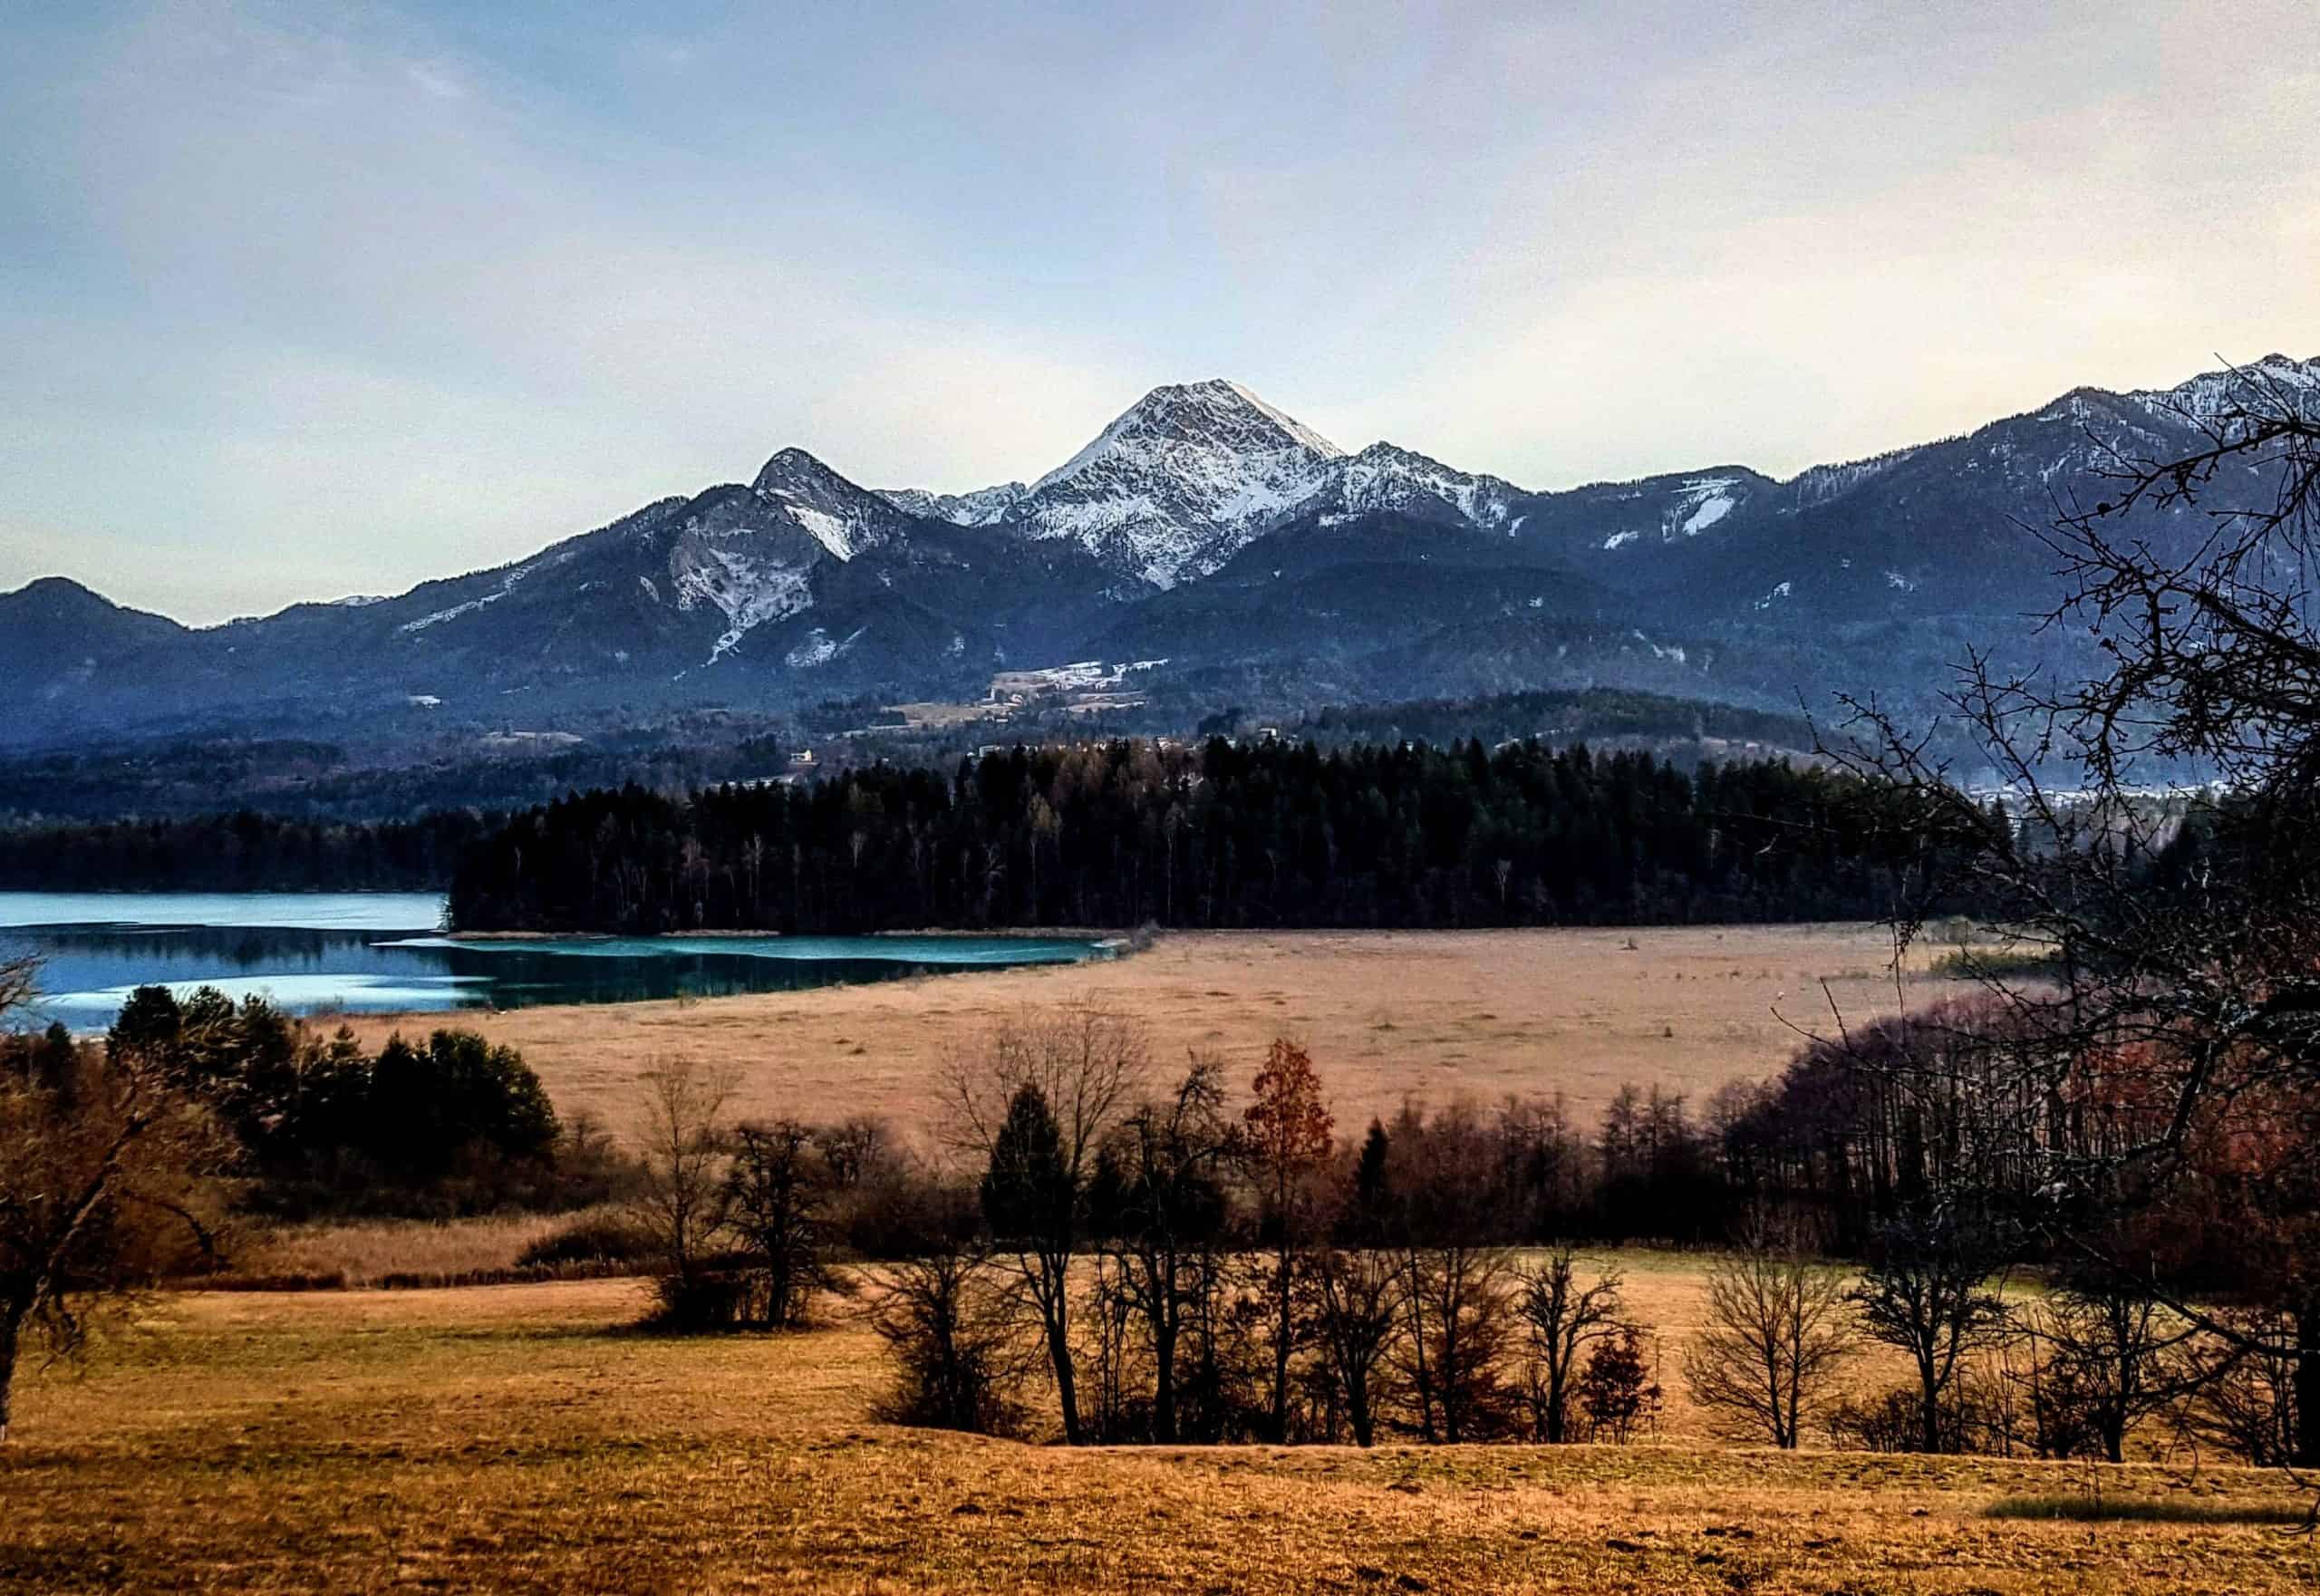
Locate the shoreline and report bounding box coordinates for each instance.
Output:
[437,925,1131,943]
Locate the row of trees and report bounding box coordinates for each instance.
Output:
[0,809,489,894]
[624,1021,1676,1447]
[449,740,1986,933]
[611,1005,2307,1465]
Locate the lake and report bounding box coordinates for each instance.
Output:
[0,893,1111,1030]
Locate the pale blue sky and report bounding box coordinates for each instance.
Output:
[5,0,2317,622]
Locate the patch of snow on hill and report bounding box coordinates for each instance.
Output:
[781,503,861,560]
[399,551,574,634]
[1683,495,1734,536]
[670,540,816,666]
[1671,478,1739,537]
[785,626,863,668]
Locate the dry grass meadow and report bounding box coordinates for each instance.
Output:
[18,924,2279,1593]
[335,924,1963,1146]
[226,1206,629,1288]
[9,1266,2316,1594]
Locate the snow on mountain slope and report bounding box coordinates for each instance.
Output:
[2131,353,2320,422]
[597,485,826,667]
[669,533,817,665]
[750,447,918,560]
[877,481,1028,525]
[1312,442,1523,530]
[399,549,577,633]
[1008,379,1348,586]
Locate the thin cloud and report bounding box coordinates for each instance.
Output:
[2,0,2315,622]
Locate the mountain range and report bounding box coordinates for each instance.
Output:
[6,356,2315,751]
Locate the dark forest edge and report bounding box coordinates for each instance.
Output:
[0,721,1917,918]
[2,731,2210,943]
[447,737,2012,934]
[0,809,492,895]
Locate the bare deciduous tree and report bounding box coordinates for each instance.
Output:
[1306,1244,1399,1446]
[2015,1274,2197,1463]
[1100,1055,1233,1443]
[1851,1202,2016,1454]
[629,1059,737,1326]
[1395,1238,1518,1443]
[1827,357,2320,1465]
[1682,1224,1858,1447]
[868,1178,1026,1436]
[2170,1309,2306,1466]
[725,1118,843,1329]
[3,965,229,1441]
[1515,1247,1626,1444]
[945,1003,1147,1444]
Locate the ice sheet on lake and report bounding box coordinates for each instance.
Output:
[0,891,447,932]
[27,972,488,1030]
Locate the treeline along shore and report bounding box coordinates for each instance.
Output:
[0,808,490,895]
[9,735,2208,939]
[446,739,1989,933]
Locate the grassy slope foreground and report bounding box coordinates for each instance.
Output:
[7,1278,2315,1595]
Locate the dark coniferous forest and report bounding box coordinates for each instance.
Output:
[0,810,492,894]
[449,738,1969,933]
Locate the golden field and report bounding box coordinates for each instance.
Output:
[336,924,1967,1144]
[8,1268,2315,1595]
[14,924,2263,1595]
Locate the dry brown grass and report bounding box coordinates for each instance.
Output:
[7,1272,2315,1594]
[222,1205,625,1288]
[333,924,1963,1145]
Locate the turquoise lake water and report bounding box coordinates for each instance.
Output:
[0,893,1107,1030]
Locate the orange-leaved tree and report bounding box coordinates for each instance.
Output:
[1243,1038,1334,1441]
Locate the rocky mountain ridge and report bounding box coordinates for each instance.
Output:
[7,354,2314,750]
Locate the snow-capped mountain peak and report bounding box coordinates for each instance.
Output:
[749,447,914,560]
[1006,379,1348,586]
[1030,379,1346,497]
[1213,379,1346,461]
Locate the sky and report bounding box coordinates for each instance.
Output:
[3,0,2317,624]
